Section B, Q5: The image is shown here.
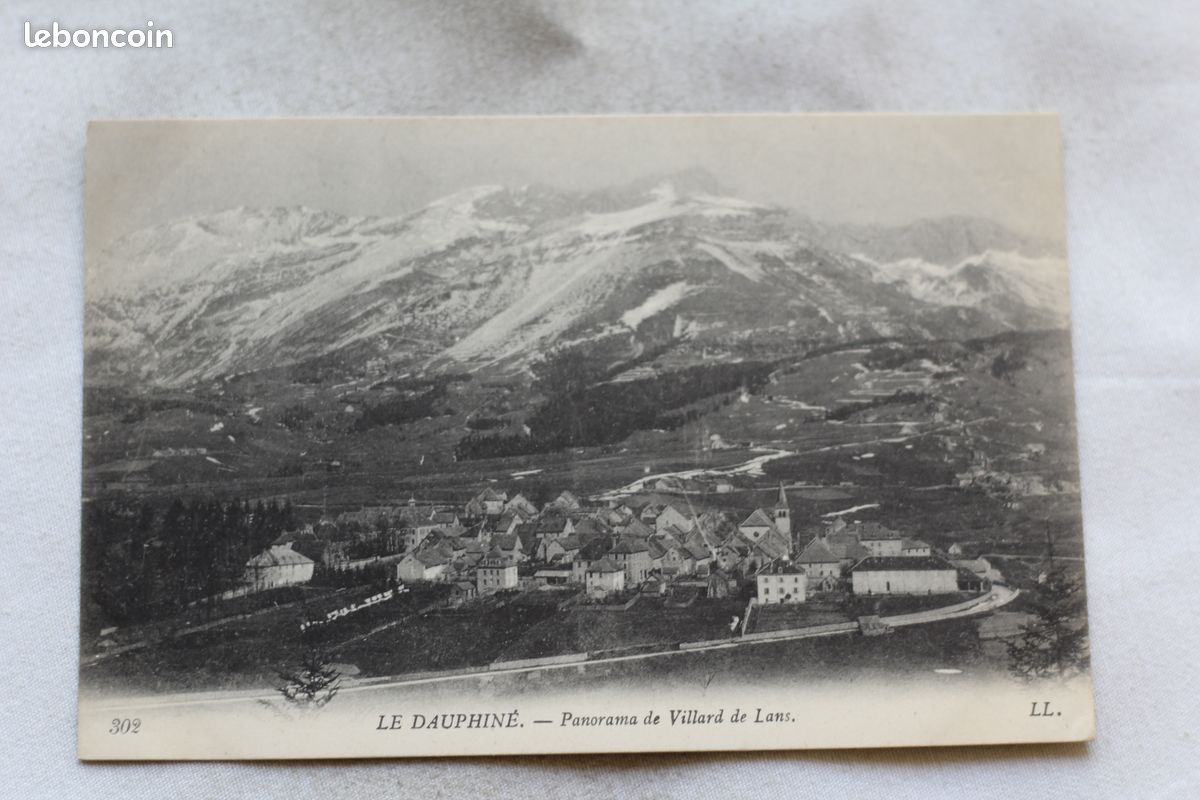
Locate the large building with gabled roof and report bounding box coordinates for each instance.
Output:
[850,556,959,595]
[243,544,314,591]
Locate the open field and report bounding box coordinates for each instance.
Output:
[751,602,851,633]
[498,597,749,661]
[83,582,451,694]
[335,592,570,675]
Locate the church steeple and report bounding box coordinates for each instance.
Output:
[772,483,790,536]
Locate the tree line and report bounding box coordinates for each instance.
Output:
[454,360,772,461]
[82,495,297,629]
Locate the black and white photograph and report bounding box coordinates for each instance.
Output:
[76,115,1093,758]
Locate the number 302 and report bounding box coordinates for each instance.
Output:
[108,718,140,735]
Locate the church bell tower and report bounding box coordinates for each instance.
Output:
[773,483,790,537]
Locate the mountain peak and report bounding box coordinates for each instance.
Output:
[623,166,727,199]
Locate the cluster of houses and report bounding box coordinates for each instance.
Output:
[243,483,995,606]
[755,516,989,605]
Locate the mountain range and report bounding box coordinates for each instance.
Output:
[85,168,1069,388]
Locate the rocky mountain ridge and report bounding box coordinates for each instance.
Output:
[86,170,1069,388]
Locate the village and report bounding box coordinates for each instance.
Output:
[243,480,1000,629]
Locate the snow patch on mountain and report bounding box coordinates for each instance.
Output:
[861,250,1070,318]
[691,193,766,212]
[621,282,694,329]
[574,183,687,237]
[574,183,759,238]
[695,240,766,282]
[85,174,1071,387]
[444,241,628,362]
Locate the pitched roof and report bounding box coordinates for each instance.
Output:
[656,524,688,548]
[950,558,991,576]
[271,529,303,546]
[549,490,581,509]
[531,514,571,534]
[616,518,654,538]
[753,531,791,561]
[573,517,612,538]
[555,534,582,551]
[491,533,521,551]
[824,532,869,561]
[612,537,650,554]
[641,506,666,524]
[246,544,314,569]
[721,540,750,557]
[850,556,957,572]
[289,536,329,562]
[458,520,487,539]
[759,560,805,576]
[578,537,613,561]
[513,522,540,553]
[901,539,930,550]
[847,521,902,541]
[410,548,449,568]
[505,492,535,508]
[479,550,514,568]
[740,508,775,529]
[685,527,717,556]
[796,537,841,564]
[587,557,623,574]
[660,498,697,517]
[647,537,669,559]
[826,529,862,546]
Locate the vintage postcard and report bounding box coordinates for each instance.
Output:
[79,114,1093,760]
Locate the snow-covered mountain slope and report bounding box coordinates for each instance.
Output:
[85,171,1071,387]
[859,250,1071,328]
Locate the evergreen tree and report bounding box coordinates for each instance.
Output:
[276,649,342,709]
[1006,537,1090,680]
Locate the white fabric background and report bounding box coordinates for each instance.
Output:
[2,1,1197,797]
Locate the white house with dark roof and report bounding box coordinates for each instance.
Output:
[585,558,626,598]
[846,522,905,557]
[396,548,450,583]
[476,552,518,595]
[756,560,807,604]
[243,544,314,591]
[610,537,652,584]
[653,502,695,534]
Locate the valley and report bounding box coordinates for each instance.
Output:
[79,171,1085,696]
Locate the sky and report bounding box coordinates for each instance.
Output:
[86,114,1066,252]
